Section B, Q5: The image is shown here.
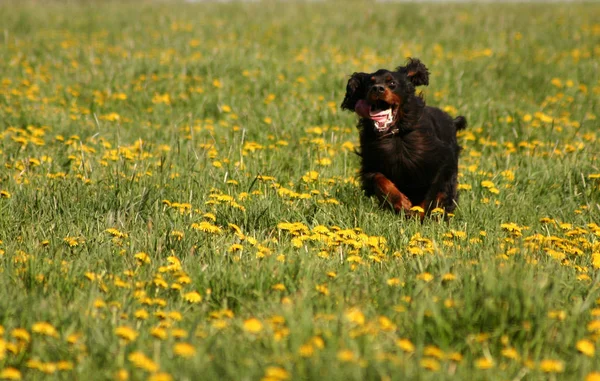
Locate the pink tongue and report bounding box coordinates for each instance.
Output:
[370,111,389,122]
[354,100,370,118]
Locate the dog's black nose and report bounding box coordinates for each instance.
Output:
[373,85,385,94]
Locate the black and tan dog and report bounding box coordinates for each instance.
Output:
[341,58,466,218]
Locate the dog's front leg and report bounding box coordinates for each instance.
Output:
[419,164,456,215]
[366,173,413,214]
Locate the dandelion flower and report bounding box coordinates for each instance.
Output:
[423,346,444,359]
[586,372,600,381]
[299,344,314,357]
[134,309,149,320]
[128,352,158,373]
[31,322,59,338]
[0,368,21,380]
[148,373,173,381]
[539,359,564,373]
[134,252,151,264]
[173,342,196,358]
[183,291,202,304]
[576,339,595,357]
[396,339,415,353]
[474,357,494,370]
[243,318,263,333]
[420,358,441,371]
[114,370,128,381]
[344,308,365,325]
[336,349,356,362]
[191,222,222,234]
[115,326,138,342]
[416,272,434,282]
[501,347,520,360]
[150,327,168,340]
[11,329,30,343]
[263,366,289,380]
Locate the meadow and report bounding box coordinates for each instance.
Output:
[0,1,599,380]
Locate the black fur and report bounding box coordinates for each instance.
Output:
[341,58,466,217]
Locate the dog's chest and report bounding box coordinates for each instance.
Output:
[361,132,435,181]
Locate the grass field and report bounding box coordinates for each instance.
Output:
[1,1,600,380]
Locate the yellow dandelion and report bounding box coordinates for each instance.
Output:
[416,272,434,282]
[420,358,440,371]
[148,373,173,381]
[586,372,600,381]
[173,342,196,358]
[0,191,12,199]
[539,359,564,373]
[263,366,289,380]
[56,361,73,371]
[377,316,396,332]
[228,244,243,253]
[344,308,365,325]
[0,368,21,380]
[302,171,319,183]
[115,326,138,342]
[316,158,332,166]
[396,338,415,353]
[315,284,329,295]
[410,205,425,213]
[134,309,149,320]
[114,369,128,381]
[576,339,595,357]
[474,357,494,370]
[183,291,202,303]
[150,327,168,340]
[336,349,356,362]
[128,352,158,373]
[31,322,59,338]
[299,344,314,357]
[501,347,520,360]
[11,329,30,343]
[588,320,600,333]
[423,346,444,359]
[243,318,263,333]
[134,252,151,264]
[191,221,222,234]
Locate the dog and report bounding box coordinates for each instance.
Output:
[341,58,466,218]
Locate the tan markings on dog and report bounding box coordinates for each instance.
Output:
[381,90,401,106]
[374,173,412,212]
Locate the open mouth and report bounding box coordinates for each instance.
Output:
[368,100,396,132]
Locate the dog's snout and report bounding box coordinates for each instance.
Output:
[373,85,385,94]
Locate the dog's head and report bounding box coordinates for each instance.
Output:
[341,58,429,132]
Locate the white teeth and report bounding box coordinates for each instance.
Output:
[375,119,393,131]
[369,109,392,117]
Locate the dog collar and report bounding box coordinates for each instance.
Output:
[377,127,401,140]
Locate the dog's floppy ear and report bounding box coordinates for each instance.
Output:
[398,58,429,87]
[341,72,369,111]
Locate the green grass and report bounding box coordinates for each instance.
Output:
[0,1,600,380]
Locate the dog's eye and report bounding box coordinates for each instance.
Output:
[389,81,396,86]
